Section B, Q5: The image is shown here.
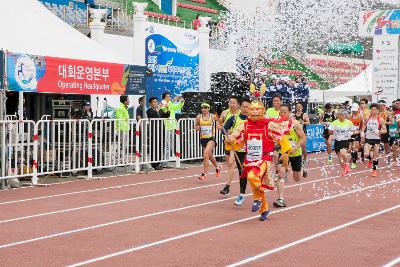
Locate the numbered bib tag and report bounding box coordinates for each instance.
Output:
[246,138,262,161]
[201,125,213,137]
[290,140,297,148]
[389,127,399,138]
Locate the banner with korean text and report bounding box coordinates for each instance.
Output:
[305,124,327,152]
[6,52,146,95]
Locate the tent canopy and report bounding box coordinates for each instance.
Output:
[0,0,127,64]
[324,65,372,98]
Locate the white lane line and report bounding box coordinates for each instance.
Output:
[0,181,227,224]
[66,178,400,267]
[0,163,361,225]
[382,256,400,267]
[0,163,340,206]
[0,168,350,249]
[0,171,226,206]
[228,205,400,267]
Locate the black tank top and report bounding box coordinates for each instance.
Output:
[323,112,335,123]
[294,112,305,122]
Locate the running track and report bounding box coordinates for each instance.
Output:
[0,155,399,266]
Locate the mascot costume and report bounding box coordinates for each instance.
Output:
[225,83,292,221]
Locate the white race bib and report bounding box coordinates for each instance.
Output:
[201,125,212,137]
[246,138,262,161]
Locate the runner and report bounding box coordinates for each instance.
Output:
[319,103,336,164]
[294,101,310,177]
[222,98,251,205]
[218,96,240,195]
[274,104,306,208]
[361,103,387,177]
[225,99,292,221]
[388,110,400,166]
[266,94,283,182]
[394,99,400,120]
[359,98,370,120]
[195,102,220,181]
[328,110,355,176]
[266,93,282,119]
[378,100,391,163]
[349,103,362,169]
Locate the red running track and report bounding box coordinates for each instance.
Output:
[0,158,399,266]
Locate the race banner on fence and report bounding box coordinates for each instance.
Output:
[6,52,146,95]
[145,23,199,101]
[305,124,327,152]
[0,50,3,90]
[359,9,400,37]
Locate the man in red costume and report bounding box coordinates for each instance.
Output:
[226,95,292,221]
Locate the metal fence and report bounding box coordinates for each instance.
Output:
[1,118,228,185]
[0,120,35,181]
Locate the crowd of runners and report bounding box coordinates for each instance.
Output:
[194,94,400,221]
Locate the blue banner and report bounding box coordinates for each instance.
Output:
[305,124,327,152]
[0,50,3,89]
[145,23,199,101]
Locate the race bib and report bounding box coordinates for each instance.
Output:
[290,140,297,148]
[246,138,262,161]
[389,126,399,138]
[201,125,213,137]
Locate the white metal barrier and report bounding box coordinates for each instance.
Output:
[135,118,177,172]
[90,119,137,174]
[1,118,228,185]
[177,118,225,164]
[0,120,35,180]
[33,119,90,183]
[5,115,17,121]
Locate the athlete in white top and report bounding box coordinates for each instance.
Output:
[361,103,387,177]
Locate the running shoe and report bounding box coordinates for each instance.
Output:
[302,169,308,178]
[345,164,351,172]
[273,198,286,208]
[371,169,377,177]
[234,194,245,206]
[350,163,357,169]
[199,173,207,181]
[368,160,372,169]
[251,200,261,212]
[341,169,348,177]
[326,159,333,165]
[260,210,270,221]
[220,185,230,195]
[216,165,222,177]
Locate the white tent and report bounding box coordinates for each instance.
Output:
[324,65,373,98]
[0,0,126,63]
[309,90,352,104]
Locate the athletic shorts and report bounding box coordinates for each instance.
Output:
[350,134,361,142]
[323,129,330,140]
[390,137,400,146]
[200,138,215,148]
[278,154,302,172]
[381,133,390,144]
[365,139,381,147]
[334,140,350,153]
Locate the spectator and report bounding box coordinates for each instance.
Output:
[136,96,144,121]
[146,97,160,119]
[80,101,93,120]
[115,96,130,162]
[193,14,201,30]
[146,97,162,170]
[159,92,185,165]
